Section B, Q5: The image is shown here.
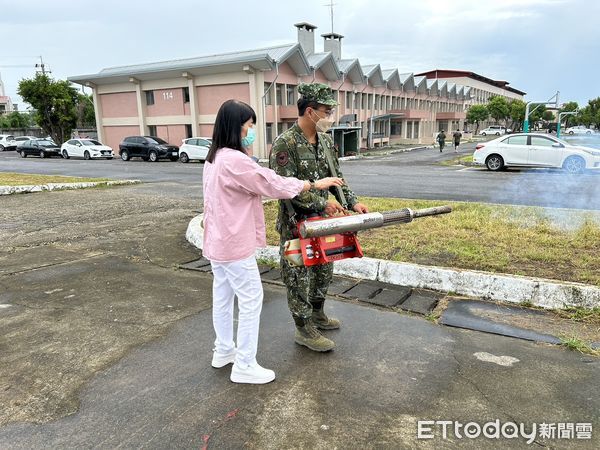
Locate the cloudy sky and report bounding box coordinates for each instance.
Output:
[1,0,598,107]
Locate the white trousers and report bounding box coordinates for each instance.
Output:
[210,255,263,368]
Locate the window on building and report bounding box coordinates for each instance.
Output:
[264,83,272,105]
[266,123,273,145]
[183,87,190,103]
[276,84,284,106]
[185,124,192,138]
[145,91,155,106]
[374,95,379,110]
[354,93,360,109]
[286,85,295,106]
[391,121,402,136]
[277,122,283,135]
[346,91,352,108]
[148,125,157,136]
[361,94,367,110]
[413,121,420,139]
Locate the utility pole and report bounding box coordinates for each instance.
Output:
[34,56,50,75]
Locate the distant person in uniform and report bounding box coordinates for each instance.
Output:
[437,130,446,152]
[452,129,462,153]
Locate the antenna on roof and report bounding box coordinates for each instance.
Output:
[324,0,336,33]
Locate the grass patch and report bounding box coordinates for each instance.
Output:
[559,336,600,356]
[555,306,600,324]
[440,154,474,166]
[0,172,111,186]
[264,197,600,286]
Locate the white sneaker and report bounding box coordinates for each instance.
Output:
[211,349,236,368]
[230,362,275,384]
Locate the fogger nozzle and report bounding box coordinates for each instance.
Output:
[299,206,452,239]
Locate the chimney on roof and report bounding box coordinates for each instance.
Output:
[322,32,343,60]
[294,22,317,56]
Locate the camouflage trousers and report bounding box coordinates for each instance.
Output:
[279,239,333,321]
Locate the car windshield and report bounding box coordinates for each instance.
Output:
[37,140,55,147]
[82,140,102,146]
[146,137,167,145]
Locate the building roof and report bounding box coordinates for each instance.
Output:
[70,43,311,85]
[415,69,526,95]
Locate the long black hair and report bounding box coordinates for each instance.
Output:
[206,99,257,163]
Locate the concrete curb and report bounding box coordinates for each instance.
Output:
[186,213,600,309]
[0,180,141,195]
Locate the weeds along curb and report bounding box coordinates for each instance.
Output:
[0,180,141,195]
[187,214,600,310]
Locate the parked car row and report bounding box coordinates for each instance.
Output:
[473,132,600,174]
[2,135,212,163]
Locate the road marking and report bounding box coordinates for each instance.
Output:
[473,352,520,366]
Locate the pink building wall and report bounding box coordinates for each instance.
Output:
[199,124,214,138]
[264,62,298,84]
[155,125,187,146]
[103,125,140,153]
[197,83,250,115]
[147,88,188,117]
[100,92,138,118]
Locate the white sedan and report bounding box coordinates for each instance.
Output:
[473,133,600,174]
[564,126,594,135]
[178,137,211,163]
[61,139,114,160]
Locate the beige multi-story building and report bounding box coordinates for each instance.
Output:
[69,22,525,158]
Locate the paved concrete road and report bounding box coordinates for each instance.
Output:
[0,186,598,448]
[1,134,599,208]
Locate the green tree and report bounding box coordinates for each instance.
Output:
[542,110,554,121]
[17,73,79,144]
[576,97,600,129]
[76,93,96,128]
[486,96,510,125]
[466,104,488,134]
[559,101,578,127]
[0,111,33,129]
[509,99,526,131]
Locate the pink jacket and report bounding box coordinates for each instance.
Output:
[202,147,304,262]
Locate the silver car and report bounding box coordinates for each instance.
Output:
[473,133,600,174]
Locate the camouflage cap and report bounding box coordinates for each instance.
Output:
[297,82,338,107]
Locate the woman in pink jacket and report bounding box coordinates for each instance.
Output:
[203,100,343,384]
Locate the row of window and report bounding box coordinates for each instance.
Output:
[145,88,190,106]
[263,83,468,113]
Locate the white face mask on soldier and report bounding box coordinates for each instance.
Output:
[310,109,334,133]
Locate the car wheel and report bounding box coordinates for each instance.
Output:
[40,150,46,158]
[481,132,486,136]
[62,149,70,159]
[179,152,190,163]
[0,144,4,151]
[586,131,592,134]
[485,154,504,171]
[569,131,574,135]
[148,150,158,162]
[495,132,500,136]
[120,150,130,161]
[20,150,27,158]
[84,150,91,160]
[563,156,585,174]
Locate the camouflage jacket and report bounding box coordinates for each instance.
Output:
[269,123,358,235]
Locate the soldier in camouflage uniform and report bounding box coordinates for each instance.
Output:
[269,82,369,352]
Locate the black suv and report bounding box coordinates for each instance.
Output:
[19,139,61,158]
[119,136,179,162]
